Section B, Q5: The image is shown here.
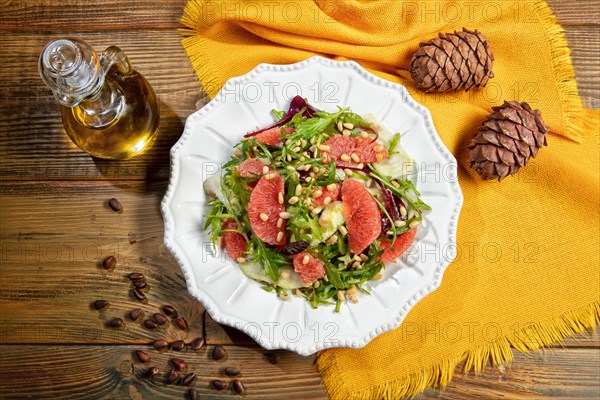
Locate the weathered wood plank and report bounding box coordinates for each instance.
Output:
[0,0,597,30]
[564,27,600,108]
[0,181,206,344]
[0,0,188,30]
[0,345,598,399]
[417,349,600,399]
[0,25,597,181]
[0,344,326,399]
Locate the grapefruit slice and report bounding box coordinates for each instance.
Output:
[312,183,341,207]
[221,218,247,261]
[293,252,325,285]
[379,227,417,262]
[341,179,381,254]
[251,126,294,145]
[237,158,271,178]
[248,172,286,245]
[322,134,389,166]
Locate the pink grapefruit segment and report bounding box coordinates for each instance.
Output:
[341,179,381,254]
[379,228,417,262]
[312,184,341,207]
[248,172,286,245]
[251,126,294,145]
[221,218,247,262]
[293,252,325,285]
[322,134,389,167]
[237,158,272,178]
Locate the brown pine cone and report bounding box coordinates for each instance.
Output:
[410,28,494,92]
[468,101,549,181]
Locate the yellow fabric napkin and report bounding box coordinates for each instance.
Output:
[181,1,600,398]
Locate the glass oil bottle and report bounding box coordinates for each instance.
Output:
[39,38,159,159]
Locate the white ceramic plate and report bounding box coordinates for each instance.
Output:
[161,56,463,356]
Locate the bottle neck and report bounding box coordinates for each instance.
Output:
[72,75,126,129]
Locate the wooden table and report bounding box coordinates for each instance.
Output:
[1,1,598,398]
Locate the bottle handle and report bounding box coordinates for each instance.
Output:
[99,46,133,77]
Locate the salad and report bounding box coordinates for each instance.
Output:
[204,96,430,311]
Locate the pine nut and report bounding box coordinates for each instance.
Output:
[336,291,346,302]
[311,207,323,215]
[351,153,360,163]
[327,183,337,191]
[301,139,307,147]
[394,220,406,227]
[294,289,302,296]
[278,192,284,204]
[277,231,284,242]
[326,234,338,245]
[344,169,353,176]
[340,154,351,162]
[323,196,332,205]
[399,206,407,217]
[265,172,277,180]
[386,230,394,236]
[310,136,316,145]
[279,212,291,219]
[233,148,242,157]
[337,121,343,132]
[312,189,323,198]
[286,154,292,162]
[288,196,299,204]
[373,273,383,280]
[338,226,348,235]
[391,180,399,188]
[342,129,351,136]
[360,254,369,261]
[408,209,415,219]
[277,218,283,228]
[280,270,290,279]
[374,145,384,152]
[313,281,320,288]
[352,262,362,270]
[409,221,420,229]
[343,122,354,130]
[262,166,270,174]
[319,144,331,151]
[286,165,295,171]
[360,131,369,138]
[302,254,310,265]
[295,184,302,196]
[259,213,269,221]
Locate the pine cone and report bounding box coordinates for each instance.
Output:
[468,101,549,181]
[410,28,494,92]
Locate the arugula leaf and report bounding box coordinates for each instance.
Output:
[388,133,401,155]
[289,109,343,140]
[272,109,285,120]
[341,111,372,128]
[324,261,346,288]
